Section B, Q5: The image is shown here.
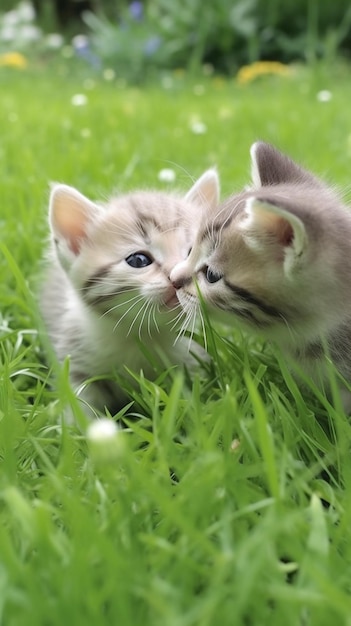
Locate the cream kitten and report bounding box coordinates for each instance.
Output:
[41,171,220,416]
[170,142,351,410]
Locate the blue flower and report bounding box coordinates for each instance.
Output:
[72,34,101,68]
[143,35,161,57]
[129,1,143,21]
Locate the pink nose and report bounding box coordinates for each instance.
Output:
[170,262,192,290]
[171,276,186,289]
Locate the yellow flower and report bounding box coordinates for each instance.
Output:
[0,52,28,69]
[236,61,292,85]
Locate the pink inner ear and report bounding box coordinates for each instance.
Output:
[252,206,295,248]
[67,218,87,254]
[69,236,82,255]
[277,218,294,247]
[52,195,91,255]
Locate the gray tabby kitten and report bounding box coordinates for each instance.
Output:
[41,170,220,416]
[170,142,351,410]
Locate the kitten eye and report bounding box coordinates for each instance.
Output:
[204,266,223,283]
[125,252,153,268]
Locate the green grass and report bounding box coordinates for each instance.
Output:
[2,60,351,625]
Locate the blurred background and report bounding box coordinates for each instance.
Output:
[1,0,351,81]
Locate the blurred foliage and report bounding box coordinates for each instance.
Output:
[2,0,351,81]
[81,0,351,79]
[255,0,351,64]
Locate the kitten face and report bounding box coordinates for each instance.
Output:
[171,142,351,348]
[49,170,220,336]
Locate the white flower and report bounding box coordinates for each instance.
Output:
[18,23,41,42]
[71,93,88,106]
[72,34,89,50]
[17,1,36,22]
[87,418,118,442]
[87,418,124,462]
[230,438,241,452]
[45,33,64,49]
[316,90,332,102]
[0,25,15,41]
[3,10,21,27]
[158,168,176,183]
[190,121,207,135]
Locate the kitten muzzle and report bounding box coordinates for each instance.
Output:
[163,287,179,309]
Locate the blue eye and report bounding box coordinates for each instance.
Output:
[205,266,222,283]
[125,252,153,268]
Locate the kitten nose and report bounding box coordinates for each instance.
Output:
[171,276,186,290]
[170,264,189,290]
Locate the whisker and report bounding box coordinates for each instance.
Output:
[169,299,188,328]
[112,296,145,332]
[174,307,193,344]
[188,307,197,346]
[126,298,149,337]
[147,303,155,338]
[100,293,141,319]
[137,299,153,339]
[80,282,139,292]
[169,309,186,331]
[151,303,160,334]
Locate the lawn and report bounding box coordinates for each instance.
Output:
[2,59,351,625]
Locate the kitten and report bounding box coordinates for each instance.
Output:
[41,170,220,417]
[170,141,351,410]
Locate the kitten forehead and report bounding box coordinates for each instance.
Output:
[198,192,246,243]
[108,191,187,230]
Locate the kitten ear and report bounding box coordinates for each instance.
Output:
[185,169,220,211]
[244,198,307,277]
[250,141,322,188]
[49,184,101,256]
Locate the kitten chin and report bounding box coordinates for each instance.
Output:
[170,142,351,412]
[41,169,220,419]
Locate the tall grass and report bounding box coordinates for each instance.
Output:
[1,62,351,624]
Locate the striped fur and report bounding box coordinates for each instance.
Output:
[41,170,220,417]
[170,142,351,411]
